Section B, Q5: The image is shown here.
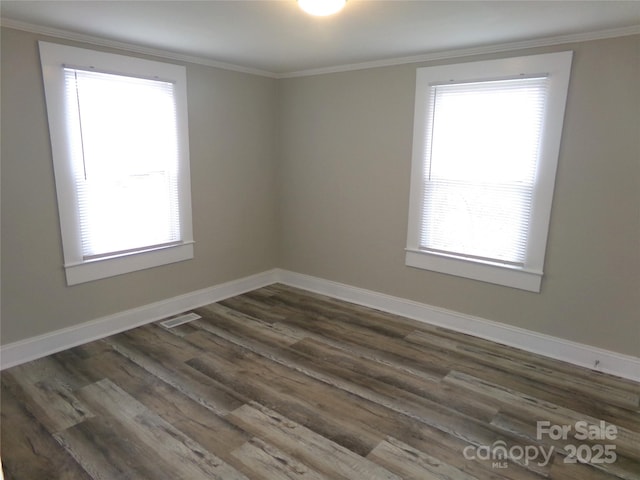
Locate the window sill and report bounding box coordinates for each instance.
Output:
[405,248,542,292]
[64,242,194,286]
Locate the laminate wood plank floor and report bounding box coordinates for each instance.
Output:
[1,284,639,479]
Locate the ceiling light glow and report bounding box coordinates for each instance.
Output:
[298,0,346,16]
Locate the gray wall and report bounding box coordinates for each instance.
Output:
[278,35,640,357]
[2,26,639,358]
[1,27,279,344]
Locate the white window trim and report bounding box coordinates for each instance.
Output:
[39,42,194,285]
[406,52,573,292]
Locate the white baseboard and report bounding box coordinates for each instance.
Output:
[274,269,640,382]
[2,267,638,383]
[0,269,277,370]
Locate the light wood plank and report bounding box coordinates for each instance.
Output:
[408,330,639,410]
[444,370,640,459]
[368,436,480,480]
[80,349,251,456]
[290,337,499,422]
[231,437,328,480]
[104,331,243,416]
[3,359,94,433]
[74,378,249,480]
[0,385,93,480]
[199,303,308,347]
[184,332,384,456]
[491,412,640,480]
[228,402,402,480]
[54,416,179,480]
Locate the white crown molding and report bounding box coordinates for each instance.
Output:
[274,270,640,382]
[0,17,278,78]
[0,270,278,370]
[278,25,640,78]
[2,16,638,79]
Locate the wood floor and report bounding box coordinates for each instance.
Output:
[1,284,639,480]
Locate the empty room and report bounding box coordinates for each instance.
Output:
[1,1,639,479]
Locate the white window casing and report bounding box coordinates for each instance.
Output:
[406,52,573,292]
[39,42,194,285]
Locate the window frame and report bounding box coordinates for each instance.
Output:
[39,41,194,285]
[406,52,573,292]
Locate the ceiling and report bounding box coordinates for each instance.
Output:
[2,1,640,76]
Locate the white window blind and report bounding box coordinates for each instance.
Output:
[40,41,194,285]
[420,77,548,265]
[63,68,182,260]
[406,52,572,291]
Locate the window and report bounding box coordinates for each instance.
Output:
[406,52,572,292]
[39,42,194,285]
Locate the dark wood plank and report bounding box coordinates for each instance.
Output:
[2,367,94,434]
[2,284,638,480]
[443,370,640,460]
[72,378,250,480]
[184,328,547,480]
[407,330,639,410]
[0,383,92,480]
[80,349,251,456]
[104,329,244,416]
[367,436,479,480]
[184,331,385,457]
[230,437,328,480]
[227,402,402,480]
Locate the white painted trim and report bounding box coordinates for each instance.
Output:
[0,269,277,370]
[0,18,277,78]
[39,41,196,286]
[278,25,640,78]
[3,267,638,383]
[2,17,639,79]
[405,249,542,292]
[405,51,572,293]
[65,243,195,286]
[274,270,640,382]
